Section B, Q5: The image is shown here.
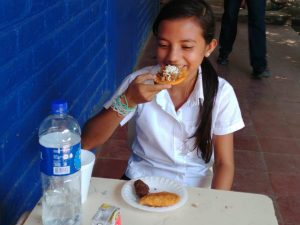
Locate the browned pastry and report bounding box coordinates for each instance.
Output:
[155,65,188,85]
[134,179,150,198]
[139,191,180,207]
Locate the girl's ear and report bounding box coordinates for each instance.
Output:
[205,39,218,57]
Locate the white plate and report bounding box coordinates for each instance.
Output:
[121,176,188,212]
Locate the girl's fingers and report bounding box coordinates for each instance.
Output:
[126,73,172,105]
[135,73,156,83]
[148,83,172,92]
[135,73,171,89]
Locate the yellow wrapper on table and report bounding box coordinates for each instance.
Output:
[92,203,121,225]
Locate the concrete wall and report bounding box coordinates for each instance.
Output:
[0,0,159,224]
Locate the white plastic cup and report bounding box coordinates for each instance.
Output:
[81,149,95,204]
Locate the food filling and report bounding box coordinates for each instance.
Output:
[158,65,180,81]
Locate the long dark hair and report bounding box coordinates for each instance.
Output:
[153,0,219,163]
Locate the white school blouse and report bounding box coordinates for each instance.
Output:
[104,65,244,187]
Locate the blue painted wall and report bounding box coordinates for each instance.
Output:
[0,0,159,224]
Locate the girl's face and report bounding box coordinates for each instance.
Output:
[156,17,217,79]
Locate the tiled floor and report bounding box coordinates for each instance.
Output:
[92,6,300,225]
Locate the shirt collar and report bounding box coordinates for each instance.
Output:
[156,65,204,108]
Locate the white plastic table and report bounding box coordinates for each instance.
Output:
[24,177,278,225]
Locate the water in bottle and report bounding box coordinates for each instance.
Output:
[39,100,81,225]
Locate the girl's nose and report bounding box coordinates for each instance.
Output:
[166,47,180,64]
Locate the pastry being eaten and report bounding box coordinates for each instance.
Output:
[155,65,187,85]
[139,191,180,207]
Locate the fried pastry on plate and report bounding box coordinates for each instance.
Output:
[139,191,180,207]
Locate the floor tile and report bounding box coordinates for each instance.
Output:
[234,151,267,171]
[272,200,284,225]
[234,135,260,151]
[92,158,128,179]
[97,140,131,160]
[259,137,300,154]
[240,110,252,126]
[246,98,281,112]
[111,125,129,140]
[277,102,300,114]
[264,153,300,174]
[275,91,300,103]
[272,82,300,103]
[296,139,300,149]
[250,110,287,124]
[236,98,249,110]
[288,124,300,139]
[276,195,300,224]
[235,123,257,137]
[270,174,300,197]
[236,83,275,101]
[254,121,292,138]
[232,170,274,195]
[284,112,300,126]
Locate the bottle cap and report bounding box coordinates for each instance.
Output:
[51,99,68,114]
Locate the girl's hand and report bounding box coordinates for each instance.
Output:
[124,73,171,107]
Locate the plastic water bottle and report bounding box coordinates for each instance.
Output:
[39,100,81,225]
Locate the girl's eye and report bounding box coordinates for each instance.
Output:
[158,43,169,48]
[182,46,194,50]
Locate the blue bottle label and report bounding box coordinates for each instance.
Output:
[40,143,81,176]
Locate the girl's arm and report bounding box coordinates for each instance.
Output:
[81,107,125,150]
[81,73,171,150]
[211,133,234,190]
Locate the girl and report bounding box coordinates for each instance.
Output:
[82,0,244,190]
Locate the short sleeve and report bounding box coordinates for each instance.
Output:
[212,80,245,135]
